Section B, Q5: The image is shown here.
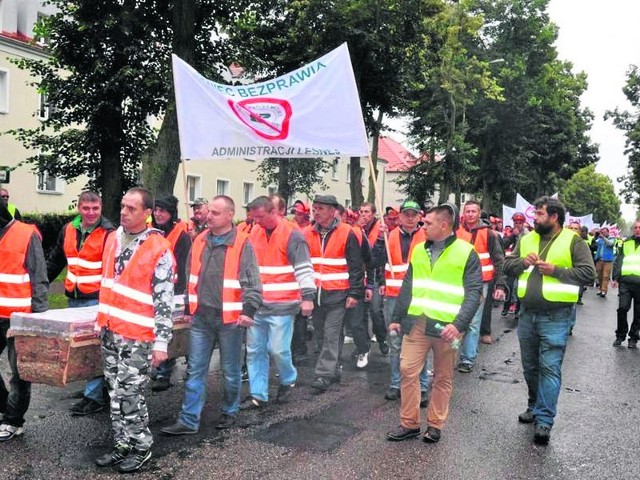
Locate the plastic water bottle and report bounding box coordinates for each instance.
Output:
[433,323,461,350]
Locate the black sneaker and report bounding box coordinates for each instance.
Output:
[457,363,473,373]
[420,390,429,408]
[613,339,624,347]
[384,388,400,401]
[240,396,268,410]
[628,340,638,349]
[117,448,152,473]
[378,340,389,355]
[533,424,551,445]
[276,384,294,404]
[310,377,331,393]
[161,421,198,436]
[216,414,236,430]
[518,409,535,424]
[70,397,105,416]
[151,376,171,392]
[95,442,131,467]
[386,426,420,441]
[423,426,441,443]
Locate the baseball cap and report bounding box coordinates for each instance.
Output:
[312,194,339,207]
[399,200,420,213]
[385,206,399,218]
[512,212,526,222]
[190,197,208,207]
[291,200,310,214]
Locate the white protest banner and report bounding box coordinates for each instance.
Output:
[515,194,536,224]
[172,43,370,160]
[502,205,517,227]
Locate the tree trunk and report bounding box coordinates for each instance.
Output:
[141,0,197,198]
[349,157,364,208]
[100,141,124,224]
[277,158,291,205]
[141,101,181,195]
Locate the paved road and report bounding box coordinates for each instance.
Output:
[1,286,639,479]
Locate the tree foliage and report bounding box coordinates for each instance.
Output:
[605,64,640,209]
[225,0,445,208]
[559,164,621,224]
[7,0,246,221]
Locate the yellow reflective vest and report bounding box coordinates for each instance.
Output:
[517,229,580,303]
[621,240,640,277]
[407,238,474,323]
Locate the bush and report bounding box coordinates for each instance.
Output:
[21,212,76,258]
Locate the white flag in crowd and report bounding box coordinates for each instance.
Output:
[172,43,370,160]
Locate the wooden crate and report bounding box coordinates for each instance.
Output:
[9,307,190,387]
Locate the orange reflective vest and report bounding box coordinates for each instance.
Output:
[304,223,352,291]
[237,221,254,234]
[366,220,380,247]
[166,220,188,250]
[97,232,172,341]
[63,222,109,295]
[385,227,427,298]
[456,226,494,282]
[250,220,300,304]
[0,221,38,318]
[188,229,249,323]
[352,225,363,246]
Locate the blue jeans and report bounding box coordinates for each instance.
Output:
[517,306,573,428]
[384,297,430,391]
[179,313,243,430]
[459,283,489,366]
[247,313,297,401]
[67,297,105,404]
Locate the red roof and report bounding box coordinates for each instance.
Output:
[377,137,418,173]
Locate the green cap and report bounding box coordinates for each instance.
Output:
[400,200,420,213]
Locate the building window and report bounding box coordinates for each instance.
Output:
[216,179,230,196]
[0,69,8,114]
[346,166,351,183]
[345,198,351,208]
[38,92,50,120]
[36,170,64,194]
[361,167,366,186]
[242,181,254,206]
[187,175,202,203]
[331,158,339,180]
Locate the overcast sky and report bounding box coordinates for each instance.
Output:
[547,0,640,220]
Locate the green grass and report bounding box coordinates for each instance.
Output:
[48,293,68,310]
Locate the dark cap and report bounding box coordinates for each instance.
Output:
[291,200,310,214]
[312,194,339,207]
[155,194,179,221]
[400,200,421,213]
[190,197,208,207]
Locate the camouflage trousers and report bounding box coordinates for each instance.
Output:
[101,330,153,450]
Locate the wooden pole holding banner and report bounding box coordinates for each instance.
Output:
[365,152,395,279]
[180,157,191,223]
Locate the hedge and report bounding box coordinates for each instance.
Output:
[21,212,77,258]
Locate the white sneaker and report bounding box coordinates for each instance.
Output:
[0,424,23,442]
[344,336,354,344]
[356,352,369,369]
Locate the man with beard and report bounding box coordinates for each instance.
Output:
[504,196,594,445]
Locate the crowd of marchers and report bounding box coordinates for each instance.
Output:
[21,184,640,472]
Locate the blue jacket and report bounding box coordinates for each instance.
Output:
[596,236,615,262]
